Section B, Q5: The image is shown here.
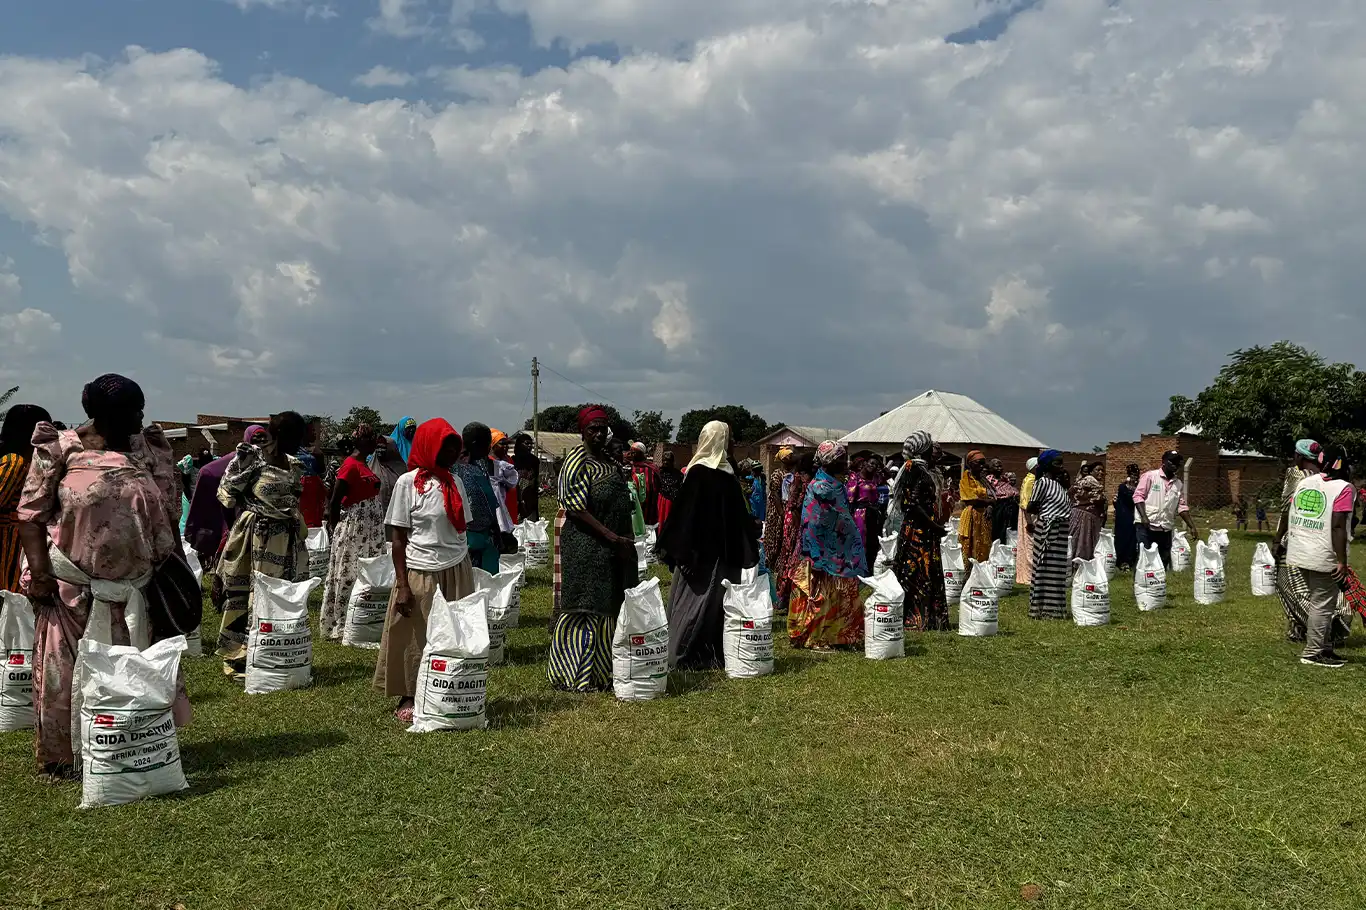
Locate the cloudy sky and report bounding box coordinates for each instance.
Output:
[1,0,1362,449]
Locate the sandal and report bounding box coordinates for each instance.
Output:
[394,700,415,723]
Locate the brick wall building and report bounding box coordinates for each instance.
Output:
[1104,431,1281,511]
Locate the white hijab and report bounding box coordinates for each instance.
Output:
[685,421,734,474]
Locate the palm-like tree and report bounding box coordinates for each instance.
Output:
[0,386,18,423]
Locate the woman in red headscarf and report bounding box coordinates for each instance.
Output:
[549,406,638,692]
[373,418,474,722]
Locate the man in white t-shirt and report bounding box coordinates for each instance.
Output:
[1276,448,1353,668]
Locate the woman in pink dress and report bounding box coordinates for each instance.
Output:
[18,374,187,781]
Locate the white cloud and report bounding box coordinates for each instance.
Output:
[0,0,1364,445]
[0,308,62,349]
[220,0,337,18]
[354,65,416,88]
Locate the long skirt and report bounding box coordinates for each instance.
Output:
[959,503,992,567]
[1069,507,1102,561]
[894,522,949,632]
[667,558,736,670]
[1029,519,1070,620]
[788,560,864,648]
[372,560,474,698]
[34,594,192,771]
[0,520,22,593]
[775,509,805,612]
[1015,520,1035,585]
[216,511,308,675]
[547,613,615,692]
[991,500,1018,543]
[318,495,386,641]
[1277,565,1352,644]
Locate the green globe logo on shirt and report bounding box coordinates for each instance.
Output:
[1294,488,1327,520]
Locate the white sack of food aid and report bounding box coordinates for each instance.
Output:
[860,570,905,660]
[1006,528,1019,564]
[474,567,519,666]
[988,539,1015,597]
[245,574,320,694]
[1250,542,1277,597]
[78,635,188,809]
[1070,555,1111,627]
[522,519,550,566]
[645,526,659,566]
[179,542,204,657]
[1171,530,1192,573]
[958,559,999,637]
[1208,528,1230,558]
[613,577,669,702]
[635,538,649,577]
[941,537,965,606]
[513,522,528,548]
[740,566,759,585]
[305,526,330,579]
[1095,529,1118,580]
[947,515,960,539]
[498,553,526,628]
[721,576,775,678]
[410,589,490,733]
[1135,544,1167,611]
[874,533,898,575]
[1193,540,1226,605]
[342,549,395,649]
[0,592,36,732]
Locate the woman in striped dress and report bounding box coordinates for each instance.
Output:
[1026,450,1072,620]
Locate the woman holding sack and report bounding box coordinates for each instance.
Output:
[654,421,759,670]
[18,374,193,781]
[549,407,639,692]
[319,425,385,641]
[788,441,868,651]
[374,419,473,723]
[214,411,311,681]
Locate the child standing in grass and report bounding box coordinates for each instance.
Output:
[1233,498,1248,531]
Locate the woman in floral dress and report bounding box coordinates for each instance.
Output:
[889,432,950,632]
[18,374,187,780]
[319,425,386,641]
[788,441,868,651]
[775,451,814,615]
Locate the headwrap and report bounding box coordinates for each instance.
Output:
[776,446,794,464]
[903,431,932,462]
[354,423,374,440]
[1295,439,1323,463]
[966,449,986,465]
[390,416,417,465]
[408,419,467,533]
[81,373,144,422]
[686,421,734,474]
[243,424,267,445]
[814,440,847,468]
[0,404,52,456]
[1025,457,1038,472]
[630,441,648,454]
[578,406,609,432]
[490,428,507,449]
[1037,449,1062,469]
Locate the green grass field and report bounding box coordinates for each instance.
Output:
[4,529,1366,909]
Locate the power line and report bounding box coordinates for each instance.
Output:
[538,364,628,413]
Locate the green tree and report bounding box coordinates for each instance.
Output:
[677,405,772,444]
[631,410,674,447]
[524,403,634,440]
[1159,342,1366,458]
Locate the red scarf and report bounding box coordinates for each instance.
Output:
[408,419,466,534]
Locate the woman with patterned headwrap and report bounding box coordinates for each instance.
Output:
[1026,450,1072,620]
[788,440,868,650]
[762,448,795,586]
[1069,462,1106,560]
[958,450,994,567]
[888,432,950,632]
[0,403,51,592]
[549,406,639,691]
[19,374,187,779]
[215,411,311,680]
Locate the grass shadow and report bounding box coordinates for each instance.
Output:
[488,690,585,730]
[668,669,725,696]
[505,641,551,665]
[310,663,379,688]
[773,648,822,676]
[179,730,348,796]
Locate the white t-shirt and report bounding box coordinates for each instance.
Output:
[384,470,473,572]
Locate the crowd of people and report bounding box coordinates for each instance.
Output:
[1,376,1362,780]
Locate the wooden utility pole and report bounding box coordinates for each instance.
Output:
[532,357,540,452]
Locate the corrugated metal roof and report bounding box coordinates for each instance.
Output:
[841,390,1046,448]
[1177,424,1270,458]
[756,425,850,446]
